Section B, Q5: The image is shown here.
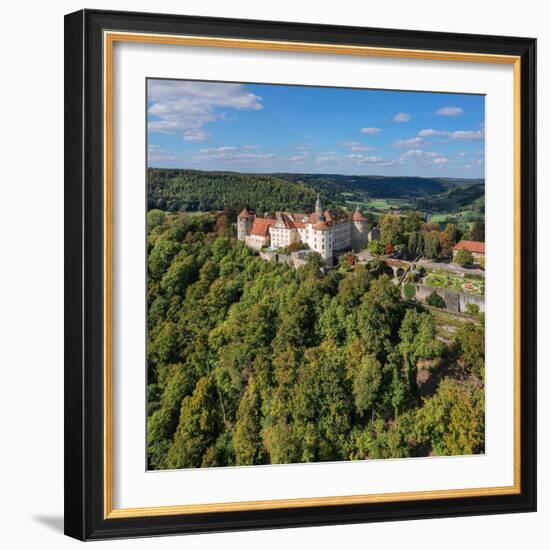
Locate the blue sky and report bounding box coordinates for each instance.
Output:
[147,79,485,178]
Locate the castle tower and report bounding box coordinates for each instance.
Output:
[315,193,323,216]
[351,206,369,250]
[313,213,333,264]
[237,207,254,241]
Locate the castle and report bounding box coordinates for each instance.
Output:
[237,195,370,264]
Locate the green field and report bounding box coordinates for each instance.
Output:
[429,210,483,225]
[345,198,413,211]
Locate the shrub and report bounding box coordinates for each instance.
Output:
[426,291,446,309]
[466,303,480,316]
[403,283,416,300]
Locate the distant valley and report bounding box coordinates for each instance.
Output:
[147,168,484,223]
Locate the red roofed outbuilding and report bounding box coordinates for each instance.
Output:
[452,240,485,263]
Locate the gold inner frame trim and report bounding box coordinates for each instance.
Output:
[103,30,522,520]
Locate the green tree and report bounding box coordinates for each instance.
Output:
[426,291,446,308]
[368,240,385,256]
[147,209,166,231]
[159,256,197,298]
[408,231,423,257]
[455,322,485,381]
[423,230,441,259]
[382,353,408,418]
[379,214,405,246]
[443,222,462,245]
[399,309,443,393]
[234,379,264,465]
[404,211,424,233]
[415,379,485,456]
[352,354,383,418]
[148,240,181,281]
[357,276,405,360]
[455,248,474,266]
[351,418,411,460]
[166,376,221,469]
[470,221,485,242]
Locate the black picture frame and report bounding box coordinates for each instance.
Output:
[64,8,537,541]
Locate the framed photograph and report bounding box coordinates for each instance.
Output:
[64,9,536,541]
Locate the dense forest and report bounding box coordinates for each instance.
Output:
[147,169,317,213]
[147,211,485,469]
[415,183,485,214]
[147,169,485,216]
[275,173,453,198]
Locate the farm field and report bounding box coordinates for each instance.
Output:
[345,198,413,211]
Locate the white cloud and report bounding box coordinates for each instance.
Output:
[392,112,412,123]
[400,149,440,159]
[393,137,425,148]
[148,80,263,140]
[360,127,382,135]
[417,128,448,137]
[345,154,395,166]
[435,106,464,116]
[147,144,180,163]
[417,128,485,141]
[450,129,485,140]
[339,140,373,152]
[193,145,274,163]
[316,152,341,163]
[199,146,238,153]
[433,157,449,164]
[316,151,394,167]
[458,151,468,157]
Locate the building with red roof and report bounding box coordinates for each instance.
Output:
[238,195,370,263]
[452,240,485,264]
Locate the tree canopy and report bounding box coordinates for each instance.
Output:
[147,211,485,468]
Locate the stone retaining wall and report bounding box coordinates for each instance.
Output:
[412,284,485,313]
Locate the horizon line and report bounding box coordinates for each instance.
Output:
[146,166,485,181]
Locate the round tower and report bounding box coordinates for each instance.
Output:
[313,214,332,262]
[351,206,369,250]
[237,207,254,241]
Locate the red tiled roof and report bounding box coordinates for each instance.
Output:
[307,209,349,225]
[313,220,330,231]
[250,218,276,237]
[453,240,485,254]
[272,212,306,230]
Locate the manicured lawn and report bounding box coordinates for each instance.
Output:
[423,269,484,296]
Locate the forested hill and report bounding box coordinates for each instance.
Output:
[147,168,485,215]
[271,173,484,199]
[146,213,485,469]
[147,168,317,213]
